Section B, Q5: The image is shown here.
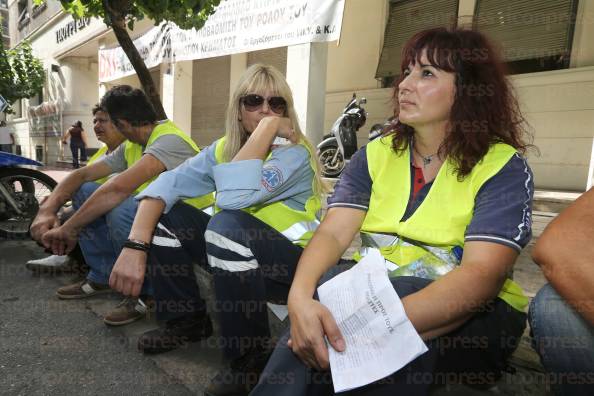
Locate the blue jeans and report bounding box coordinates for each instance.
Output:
[73,182,151,293]
[529,284,594,396]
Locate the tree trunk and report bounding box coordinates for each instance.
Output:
[106,9,167,119]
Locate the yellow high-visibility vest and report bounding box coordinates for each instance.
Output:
[358,136,528,311]
[214,136,321,247]
[124,120,214,210]
[88,145,110,184]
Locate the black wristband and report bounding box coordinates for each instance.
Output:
[123,239,151,252]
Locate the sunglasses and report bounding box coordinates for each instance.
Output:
[241,94,287,114]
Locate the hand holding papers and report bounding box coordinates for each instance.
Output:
[317,249,428,393]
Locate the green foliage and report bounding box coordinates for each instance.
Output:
[53,0,221,30]
[0,23,45,114]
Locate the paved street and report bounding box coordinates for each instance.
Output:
[0,239,196,395]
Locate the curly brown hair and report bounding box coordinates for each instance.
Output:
[387,27,532,179]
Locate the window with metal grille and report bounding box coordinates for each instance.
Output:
[17,0,30,30]
[474,0,579,74]
[376,0,459,87]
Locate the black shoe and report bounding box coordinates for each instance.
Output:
[138,314,212,354]
[205,345,272,396]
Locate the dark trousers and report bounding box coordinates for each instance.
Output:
[70,142,86,168]
[147,202,211,321]
[252,273,527,396]
[147,204,303,359]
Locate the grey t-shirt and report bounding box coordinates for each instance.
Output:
[100,135,197,173]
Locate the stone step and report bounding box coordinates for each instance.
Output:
[532,190,582,213]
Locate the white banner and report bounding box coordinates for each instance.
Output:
[99,0,345,82]
[99,23,173,82]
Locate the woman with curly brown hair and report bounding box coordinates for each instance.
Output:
[252,27,534,395]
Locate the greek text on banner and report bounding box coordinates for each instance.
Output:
[99,0,345,82]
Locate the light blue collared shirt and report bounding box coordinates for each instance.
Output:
[136,139,315,214]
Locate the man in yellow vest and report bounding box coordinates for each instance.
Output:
[26,103,125,274]
[30,85,212,326]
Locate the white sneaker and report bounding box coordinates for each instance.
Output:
[26,255,74,272]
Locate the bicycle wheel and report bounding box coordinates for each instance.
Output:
[0,168,57,239]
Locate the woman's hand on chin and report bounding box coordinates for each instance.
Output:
[259,116,298,143]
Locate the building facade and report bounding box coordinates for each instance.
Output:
[1,0,9,48]
[5,0,594,191]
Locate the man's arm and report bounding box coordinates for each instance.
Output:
[30,161,113,241]
[532,188,594,326]
[41,153,166,255]
[62,153,166,234]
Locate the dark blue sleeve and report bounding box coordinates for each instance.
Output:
[465,154,534,252]
[327,146,372,211]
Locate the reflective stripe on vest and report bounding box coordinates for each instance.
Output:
[123,120,214,210]
[360,232,398,249]
[280,219,321,243]
[213,136,320,246]
[360,136,528,311]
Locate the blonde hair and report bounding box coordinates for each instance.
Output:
[224,63,328,195]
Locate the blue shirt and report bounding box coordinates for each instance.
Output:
[328,146,534,252]
[136,139,315,214]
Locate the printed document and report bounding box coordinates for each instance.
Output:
[318,249,428,392]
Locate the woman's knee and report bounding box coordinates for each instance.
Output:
[205,211,261,272]
[206,210,257,243]
[529,283,584,339]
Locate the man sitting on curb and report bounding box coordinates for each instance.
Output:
[27,103,125,275]
[30,85,213,327]
[530,187,594,396]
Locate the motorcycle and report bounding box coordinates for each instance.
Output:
[317,93,374,178]
[0,152,57,239]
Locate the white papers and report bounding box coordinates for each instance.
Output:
[317,248,428,393]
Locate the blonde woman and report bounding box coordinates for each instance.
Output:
[109,64,325,395]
